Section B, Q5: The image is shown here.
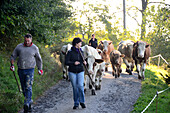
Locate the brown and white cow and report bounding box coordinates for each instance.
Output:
[81,45,105,95]
[85,55,104,95]
[59,44,72,80]
[118,40,135,75]
[98,40,114,71]
[132,41,151,80]
[110,50,125,78]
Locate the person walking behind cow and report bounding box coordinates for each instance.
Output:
[89,34,98,49]
[10,33,43,113]
[65,37,86,109]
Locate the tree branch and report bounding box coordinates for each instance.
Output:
[126,12,140,26]
[148,2,170,6]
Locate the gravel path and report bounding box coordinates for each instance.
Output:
[19,66,141,113]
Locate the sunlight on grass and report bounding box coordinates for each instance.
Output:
[146,65,169,84]
[132,64,169,113]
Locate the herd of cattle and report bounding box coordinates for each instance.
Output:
[59,40,151,95]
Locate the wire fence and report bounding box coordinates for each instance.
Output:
[141,87,170,113]
[141,54,169,113]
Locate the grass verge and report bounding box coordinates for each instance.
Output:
[132,65,170,113]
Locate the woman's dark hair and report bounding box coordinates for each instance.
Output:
[72,37,82,46]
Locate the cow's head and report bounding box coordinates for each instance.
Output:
[100,40,112,53]
[99,62,109,73]
[110,51,125,65]
[81,45,90,59]
[86,55,104,75]
[134,41,150,58]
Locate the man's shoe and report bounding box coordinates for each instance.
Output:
[80,103,86,108]
[73,106,78,109]
[24,105,29,113]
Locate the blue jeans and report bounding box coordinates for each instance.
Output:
[18,68,34,106]
[69,71,85,106]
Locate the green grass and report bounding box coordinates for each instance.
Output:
[0,43,63,113]
[132,65,170,113]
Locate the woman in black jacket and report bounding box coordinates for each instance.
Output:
[65,37,86,109]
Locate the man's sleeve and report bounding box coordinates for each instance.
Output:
[35,47,43,70]
[10,46,18,62]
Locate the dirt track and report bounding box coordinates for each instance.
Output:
[19,66,141,113]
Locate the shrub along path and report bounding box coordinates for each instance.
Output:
[19,66,141,113]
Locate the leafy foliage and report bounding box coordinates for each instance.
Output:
[0,0,73,51]
[145,5,170,64]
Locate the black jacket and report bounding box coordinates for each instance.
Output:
[89,38,98,49]
[65,47,84,73]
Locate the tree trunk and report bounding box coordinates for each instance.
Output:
[141,0,148,39]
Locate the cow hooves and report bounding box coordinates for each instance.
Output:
[115,74,118,78]
[92,90,96,95]
[129,72,132,75]
[95,86,101,90]
[99,85,101,90]
[112,72,115,76]
[63,76,66,79]
[89,84,92,89]
[138,75,142,79]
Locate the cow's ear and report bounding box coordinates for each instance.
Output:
[109,41,112,45]
[100,41,103,44]
[120,54,125,58]
[146,44,150,48]
[95,59,104,63]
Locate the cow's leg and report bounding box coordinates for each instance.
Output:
[142,63,146,80]
[124,59,132,75]
[95,76,99,90]
[89,74,93,89]
[99,75,102,90]
[136,62,142,79]
[84,75,88,93]
[114,66,118,78]
[131,60,135,72]
[63,65,67,79]
[111,65,116,77]
[91,74,96,95]
[117,65,121,77]
[65,66,69,80]
[105,66,108,72]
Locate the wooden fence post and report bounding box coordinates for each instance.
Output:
[158,54,160,67]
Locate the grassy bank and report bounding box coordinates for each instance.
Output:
[0,43,63,113]
[132,65,170,113]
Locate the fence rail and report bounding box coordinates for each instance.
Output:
[149,54,169,67]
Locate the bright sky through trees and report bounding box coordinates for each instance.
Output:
[71,0,169,37]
